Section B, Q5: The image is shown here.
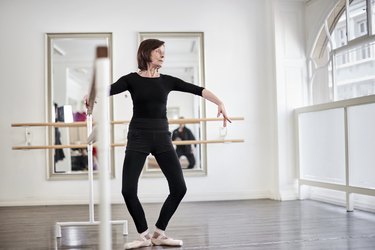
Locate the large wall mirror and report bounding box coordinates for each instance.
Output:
[46,33,114,180]
[139,32,207,177]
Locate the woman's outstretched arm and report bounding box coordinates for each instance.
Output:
[202,89,231,127]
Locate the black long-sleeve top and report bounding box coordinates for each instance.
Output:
[110,73,204,119]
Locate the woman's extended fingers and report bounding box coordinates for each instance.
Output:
[218,105,231,127]
[224,114,232,127]
[222,113,232,127]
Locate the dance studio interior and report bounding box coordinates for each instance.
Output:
[1,0,375,249]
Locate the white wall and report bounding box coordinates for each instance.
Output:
[0,0,279,206]
[257,0,307,201]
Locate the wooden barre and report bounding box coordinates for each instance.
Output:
[11,122,87,127]
[11,117,244,127]
[112,117,245,125]
[12,144,88,150]
[112,139,245,147]
[12,139,245,150]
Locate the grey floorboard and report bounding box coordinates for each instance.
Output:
[0,199,374,249]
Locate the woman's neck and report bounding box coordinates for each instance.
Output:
[139,68,160,78]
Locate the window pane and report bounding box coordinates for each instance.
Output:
[334,41,375,100]
[311,47,333,104]
[372,0,375,35]
[332,11,347,49]
[348,0,368,40]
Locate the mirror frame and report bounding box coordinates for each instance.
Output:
[138,32,207,177]
[46,32,114,180]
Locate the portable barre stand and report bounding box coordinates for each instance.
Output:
[54,113,128,238]
[55,47,128,244]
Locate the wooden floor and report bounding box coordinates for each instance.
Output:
[1,199,375,249]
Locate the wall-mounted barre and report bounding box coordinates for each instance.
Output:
[113,117,245,125]
[11,117,245,150]
[12,139,245,150]
[113,139,245,147]
[11,122,87,127]
[11,117,244,127]
[12,144,88,150]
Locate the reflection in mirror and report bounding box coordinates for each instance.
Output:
[138,32,206,177]
[46,33,113,179]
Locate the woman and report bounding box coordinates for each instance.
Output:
[109,39,231,249]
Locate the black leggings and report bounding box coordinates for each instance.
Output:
[122,149,187,233]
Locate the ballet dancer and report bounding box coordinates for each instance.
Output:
[109,39,231,249]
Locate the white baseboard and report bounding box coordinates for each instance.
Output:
[268,189,298,201]
[279,190,298,201]
[138,189,272,203]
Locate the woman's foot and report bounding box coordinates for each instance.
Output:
[124,233,151,249]
[151,231,183,247]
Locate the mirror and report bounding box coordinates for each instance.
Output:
[46,33,114,180]
[138,32,207,177]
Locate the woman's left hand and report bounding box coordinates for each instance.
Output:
[217,104,231,127]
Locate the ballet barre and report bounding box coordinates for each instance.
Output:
[12,139,244,150]
[11,121,87,127]
[11,116,245,150]
[11,116,244,127]
[112,139,245,147]
[112,117,245,125]
[12,144,87,150]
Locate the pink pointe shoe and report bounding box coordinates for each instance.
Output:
[151,232,183,247]
[124,234,151,249]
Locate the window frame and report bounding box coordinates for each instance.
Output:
[310,0,375,104]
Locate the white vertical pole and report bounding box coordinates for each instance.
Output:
[96,54,112,250]
[86,113,95,223]
[344,107,354,212]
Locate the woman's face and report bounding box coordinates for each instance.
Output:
[149,45,165,69]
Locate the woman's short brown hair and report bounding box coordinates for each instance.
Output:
[137,39,165,71]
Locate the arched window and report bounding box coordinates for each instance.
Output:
[309,0,375,104]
